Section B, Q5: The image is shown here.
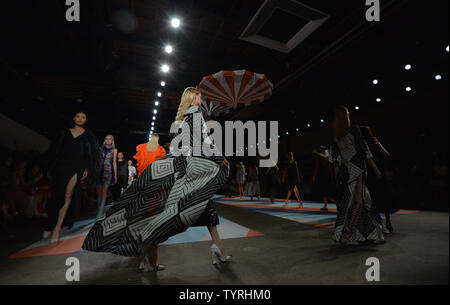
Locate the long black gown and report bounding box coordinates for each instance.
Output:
[43,129,100,231]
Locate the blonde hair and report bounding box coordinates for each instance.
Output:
[147,133,159,152]
[332,106,351,139]
[102,134,116,148]
[175,87,200,121]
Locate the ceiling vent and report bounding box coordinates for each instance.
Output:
[240,0,329,53]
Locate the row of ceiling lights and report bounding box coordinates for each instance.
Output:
[149,18,181,139]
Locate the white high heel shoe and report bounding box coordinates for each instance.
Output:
[211,244,232,265]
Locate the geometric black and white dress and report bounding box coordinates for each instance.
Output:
[329,125,384,245]
[82,106,229,257]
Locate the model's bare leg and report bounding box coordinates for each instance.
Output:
[285,189,292,206]
[147,245,158,267]
[293,185,303,207]
[97,185,110,219]
[208,226,227,256]
[322,197,328,210]
[50,174,78,242]
[385,213,393,232]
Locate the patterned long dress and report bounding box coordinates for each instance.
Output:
[98,146,115,186]
[82,106,229,257]
[329,125,384,245]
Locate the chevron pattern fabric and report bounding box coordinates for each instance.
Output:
[329,125,384,244]
[82,106,229,257]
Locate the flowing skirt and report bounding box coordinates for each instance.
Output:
[332,173,385,245]
[82,154,229,257]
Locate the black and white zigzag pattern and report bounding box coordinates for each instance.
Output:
[82,106,229,257]
[330,125,384,244]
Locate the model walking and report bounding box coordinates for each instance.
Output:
[236,162,246,198]
[112,152,129,201]
[329,106,384,246]
[283,152,303,208]
[42,112,100,243]
[244,164,261,201]
[82,87,230,271]
[312,147,337,211]
[96,135,117,219]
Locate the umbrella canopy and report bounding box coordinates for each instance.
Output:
[198,70,273,110]
[200,100,231,118]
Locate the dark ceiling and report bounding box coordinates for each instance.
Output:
[1,0,448,157]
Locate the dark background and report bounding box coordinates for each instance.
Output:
[0,0,448,209]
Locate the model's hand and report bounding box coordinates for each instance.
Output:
[221,158,229,167]
[81,170,88,181]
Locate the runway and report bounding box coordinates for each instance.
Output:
[0,197,447,285]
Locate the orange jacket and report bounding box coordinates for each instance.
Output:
[134,144,166,176]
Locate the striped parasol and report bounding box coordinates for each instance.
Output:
[198,70,273,110]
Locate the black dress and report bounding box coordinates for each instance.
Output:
[286,161,300,190]
[361,128,399,215]
[43,129,100,231]
[112,161,129,200]
[192,200,220,227]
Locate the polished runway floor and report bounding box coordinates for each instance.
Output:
[0,197,448,285]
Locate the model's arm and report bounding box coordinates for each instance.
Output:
[377,141,390,158]
[113,149,118,181]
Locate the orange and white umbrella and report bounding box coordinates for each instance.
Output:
[198,70,273,110]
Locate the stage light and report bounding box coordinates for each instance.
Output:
[154,110,158,114]
[286,132,289,135]
[165,45,173,54]
[153,116,156,120]
[151,127,154,131]
[307,124,311,128]
[171,18,180,28]
[296,128,299,131]
[151,122,155,126]
[161,64,170,73]
[376,98,381,102]
[446,45,449,52]
[355,106,360,110]
[405,64,412,70]
[406,86,412,92]
[155,101,159,106]
[161,81,166,87]
[435,75,442,80]
[373,79,378,85]
[320,119,324,123]
[157,92,162,97]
